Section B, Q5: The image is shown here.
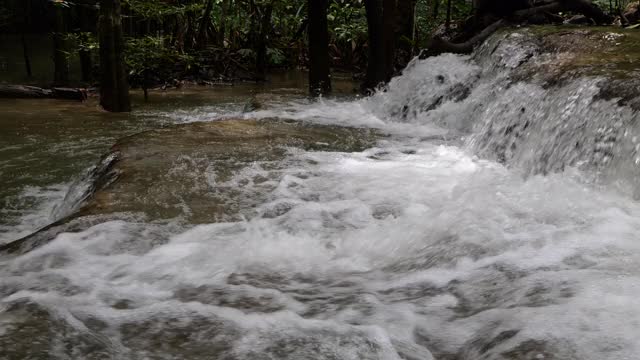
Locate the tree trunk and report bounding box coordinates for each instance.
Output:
[78,5,93,83]
[308,0,332,96]
[432,0,441,19]
[185,11,196,49]
[99,0,131,112]
[382,0,397,81]
[445,0,452,28]
[197,0,214,49]
[255,2,273,81]
[21,0,32,78]
[396,0,417,66]
[21,35,32,78]
[175,14,185,51]
[53,6,69,86]
[363,0,385,91]
[218,0,231,46]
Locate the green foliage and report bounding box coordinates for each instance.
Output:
[328,0,367,43]
[4,0,503,85]
[123,0,203,19]
[64,32,99,53]
[415,0,473,43]
[592,0,634,12]
[125,36,195,87]
[267,47,286,65]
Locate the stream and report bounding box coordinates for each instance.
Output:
[1,32,640,359]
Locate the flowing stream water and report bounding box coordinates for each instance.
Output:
[1,33,640,359]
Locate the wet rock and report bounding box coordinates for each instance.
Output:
[243,93,287,112]
[503,27,640,85]
[565,15,593,25]
[594,77,640,111]
[85,119,377,222]
[470,26,640,193]
[2,119,379,254]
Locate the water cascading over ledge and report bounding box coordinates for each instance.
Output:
[4,26,640,254]
[2,26,640,360]
[375,26,640,196]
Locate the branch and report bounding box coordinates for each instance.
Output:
[513,2,563,19]
[421,19,505,57]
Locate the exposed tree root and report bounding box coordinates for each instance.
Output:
[423,0,613,57]
[421,20,505,58]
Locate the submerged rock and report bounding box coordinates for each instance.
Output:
[1,118,379,254]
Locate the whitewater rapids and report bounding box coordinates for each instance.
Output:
[2,34,640,359]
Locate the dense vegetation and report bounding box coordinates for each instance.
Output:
[0,0,637,110]
[0,0,470,85]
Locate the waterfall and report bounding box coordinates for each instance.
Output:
[1,28,640,360]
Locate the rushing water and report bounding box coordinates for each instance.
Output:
[1,33,640,359]
[0,72,357,244]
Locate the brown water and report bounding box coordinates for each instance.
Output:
[0,72,359,243]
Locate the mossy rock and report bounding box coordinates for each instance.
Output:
[501,26,640,83]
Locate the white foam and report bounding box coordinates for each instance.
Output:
[2,140,640,358]
[0,183,69,245]
[3,46,640,358]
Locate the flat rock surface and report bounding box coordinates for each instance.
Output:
[1,118,380,253]
[83,118,379,223]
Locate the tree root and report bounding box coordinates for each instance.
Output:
[420,20,505,58]
[423,0,612,58]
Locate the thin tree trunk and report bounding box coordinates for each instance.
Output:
[21,35,32,77]
[382,0,397,81]
[255,2,273,81]
[218,0,231,46]
[445,0,452,29]
[197,0,214,49]
[99,0,131,112]
[363,0,385,92]
[21,0,32,78]
[53,6,69,86]
[397,0,417,65]
[78,5,93,83]
[432,0,441,19]
[308,0,331,96]
[185,11,196,49]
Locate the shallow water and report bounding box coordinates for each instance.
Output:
[1,40,640,359]
[0,72,359,243]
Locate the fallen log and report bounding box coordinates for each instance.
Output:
[0,85,87,101]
